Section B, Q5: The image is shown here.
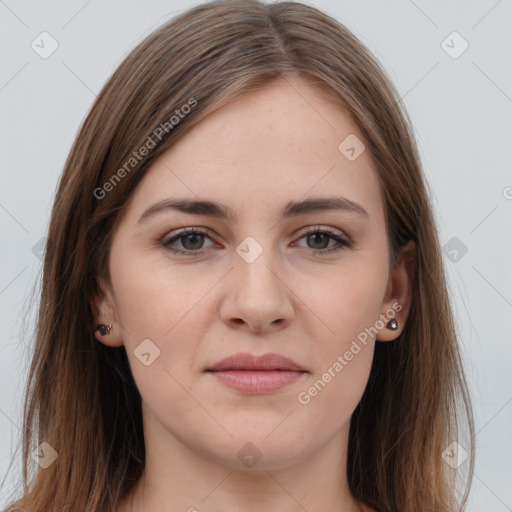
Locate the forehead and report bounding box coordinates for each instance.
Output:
[124,78,385,225]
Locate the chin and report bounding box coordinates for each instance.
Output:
[202,433,311,472]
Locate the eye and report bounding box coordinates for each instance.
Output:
[160,226,353,256]
[293,226,353,255]
[161,227,216,255]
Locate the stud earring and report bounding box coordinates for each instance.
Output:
[95,324,112,336]
[386,319,398,330]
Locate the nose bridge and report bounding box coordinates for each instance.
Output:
[234,233,282,302]
[220,232,294,332]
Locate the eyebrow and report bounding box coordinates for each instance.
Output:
[137,196,369,223]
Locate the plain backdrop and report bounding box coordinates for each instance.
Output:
[1,0,511,509]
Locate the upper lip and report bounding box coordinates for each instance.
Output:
[206,352,306,372]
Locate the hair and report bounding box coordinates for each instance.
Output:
[3,1,475,511]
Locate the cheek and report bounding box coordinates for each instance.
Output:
[299,255,388,346]
[293,255,387,409]
[107,245,209,394]
[294,274,383,417]
[109,239,204,340]
[295,349,373,445]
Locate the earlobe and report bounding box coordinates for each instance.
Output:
[93,322,123,347]
[376,239,416,342]
[90,277,124,347]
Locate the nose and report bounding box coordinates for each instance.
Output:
[219,247,294,334]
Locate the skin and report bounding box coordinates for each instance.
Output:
[93,77,415,512]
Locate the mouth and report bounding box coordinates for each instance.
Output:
[205,352,308,394]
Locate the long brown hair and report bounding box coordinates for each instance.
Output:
[3,1,475,510]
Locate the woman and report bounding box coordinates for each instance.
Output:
[4,0,475,511]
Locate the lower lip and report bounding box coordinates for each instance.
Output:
[207,370,306,393]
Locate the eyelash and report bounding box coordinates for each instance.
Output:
[160,226,353,257]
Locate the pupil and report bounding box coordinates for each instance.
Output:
[309,233,328,249]
[183,234,203,250]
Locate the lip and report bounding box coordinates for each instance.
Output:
[205,352,308,394]
[206,352,306,372]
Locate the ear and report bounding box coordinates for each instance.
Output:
[376,239,416,342]
[90,276,124,347]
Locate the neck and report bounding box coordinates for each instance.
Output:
[117,414,372,512]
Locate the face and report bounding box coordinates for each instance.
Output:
[94,77,412,471]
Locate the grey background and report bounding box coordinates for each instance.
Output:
[1,0,511,509]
